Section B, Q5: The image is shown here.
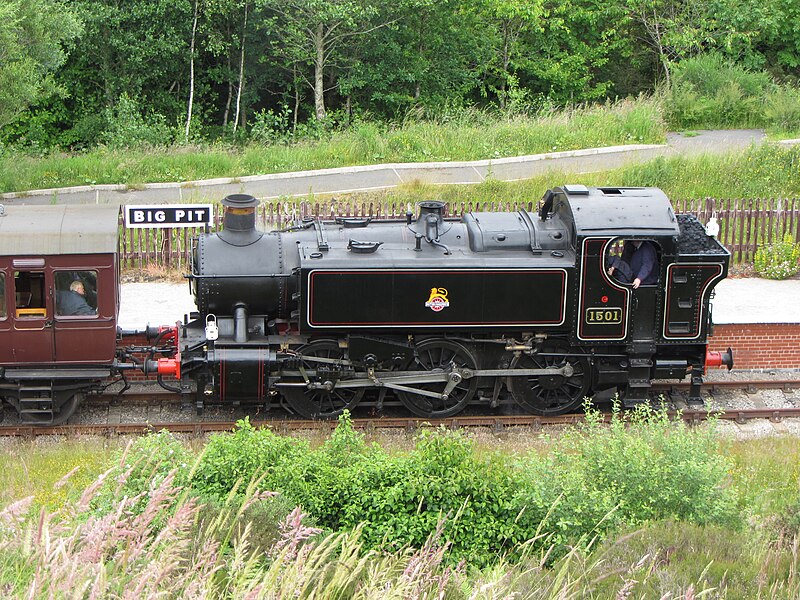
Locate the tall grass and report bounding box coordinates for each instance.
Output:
[326,142,800,209]
[0,98,664,193]
[664,54,800,132]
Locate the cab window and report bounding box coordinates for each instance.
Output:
[606,239,660,287]
[55,270,98,317]
[14,271,47,318]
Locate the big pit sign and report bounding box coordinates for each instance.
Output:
[124,204,214,229]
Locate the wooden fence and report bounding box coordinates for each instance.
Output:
[118,197,800,269]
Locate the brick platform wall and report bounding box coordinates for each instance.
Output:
[709,323,800,370]
[118,333,170,382]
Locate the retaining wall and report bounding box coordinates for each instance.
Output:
[709,323,800,370]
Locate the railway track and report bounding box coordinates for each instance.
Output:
[0,380,800,437]
[93,377,797,407]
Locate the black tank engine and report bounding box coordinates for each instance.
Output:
[153,186,733,419]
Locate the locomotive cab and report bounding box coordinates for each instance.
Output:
[550,185,731,405]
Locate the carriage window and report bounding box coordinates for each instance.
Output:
[0,273,5,319]
[55,271,98,317]
[14,271,47,318]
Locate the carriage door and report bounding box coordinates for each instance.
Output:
[0,271,11,363]
[11,267,54,363]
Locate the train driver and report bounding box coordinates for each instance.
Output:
[57,280,96,316]
[607,240,658,289]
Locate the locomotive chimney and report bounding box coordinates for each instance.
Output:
[218,194,263,246]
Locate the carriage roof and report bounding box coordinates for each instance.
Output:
[0,204,119,256]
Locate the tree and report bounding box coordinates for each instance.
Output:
[185,0,201,141]
[0,0,81,128]
[339,0,488,116]
[475,0,545,108]
[59,0,193,130]
[266,0,397,121]
[622,0,714,86]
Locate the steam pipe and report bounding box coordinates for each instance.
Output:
[233,303,249,343]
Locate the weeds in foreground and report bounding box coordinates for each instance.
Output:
[1,414,800,598]
[0,470,756,599]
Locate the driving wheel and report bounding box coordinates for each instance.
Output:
[507,342,589,415]
[280,340,364,419]
[396,339,478,419]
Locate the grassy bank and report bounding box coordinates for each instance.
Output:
[1,409,799,597]
[0,99,663,193]
[306,143,800,208]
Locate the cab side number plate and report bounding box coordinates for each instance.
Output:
[586,307,622,324]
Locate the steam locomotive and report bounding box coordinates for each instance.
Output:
[0,186,733,424]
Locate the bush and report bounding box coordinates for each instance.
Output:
[512,403,740,556]
[102,93,175,148]
[97,409,740,568]
[665,54,776,129]
[191,417,308,498]
[763,86,800,132]
[754,233,800,279]
[250,105,292,144]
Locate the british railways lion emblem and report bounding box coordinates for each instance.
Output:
[424,287,450,312]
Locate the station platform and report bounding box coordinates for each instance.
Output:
[711,278,800,324]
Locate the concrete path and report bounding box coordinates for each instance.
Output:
[1,129,777,206]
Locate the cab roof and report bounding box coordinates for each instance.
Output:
[0,204,119,256]
[557,185,681,236]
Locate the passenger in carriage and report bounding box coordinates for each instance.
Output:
[56,280,96,316]
[607,240,658,289]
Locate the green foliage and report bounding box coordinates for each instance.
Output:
[195,491,300,555]
[1,0,800,150]
[665,54,780,128]
[764,86,800,132]
[0,0,81,128]
[0,98,665,192]
[191,417,308,498]
[0,439,116,511]
[588,521,783,598]
[187,407,738,567]
[754,233,800,279]
[512,403,739,556]
[102,94,176,149]
[250,105,293,144]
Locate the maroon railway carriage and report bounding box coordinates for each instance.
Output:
[0,204,121,424]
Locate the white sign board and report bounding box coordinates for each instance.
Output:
[124,204,214,229]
